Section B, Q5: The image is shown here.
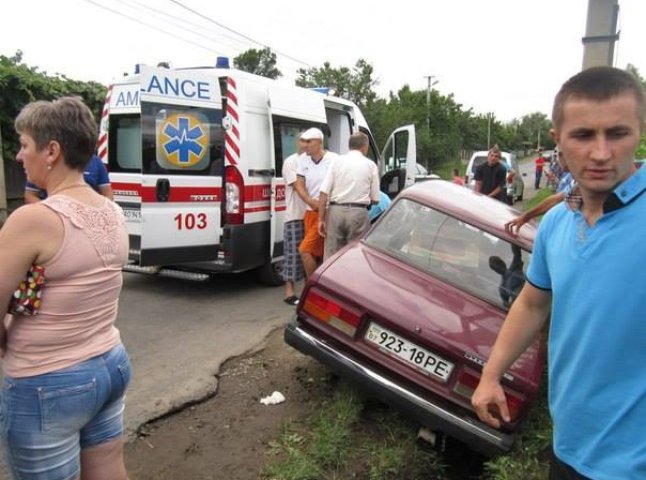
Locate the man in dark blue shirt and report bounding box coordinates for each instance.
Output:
[25,154,112,203]
[474,145,507,202]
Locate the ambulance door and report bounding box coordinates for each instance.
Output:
[105,81,143,254]
[139,66,224,266]
[380,125,417,198]
[267,87,326,259]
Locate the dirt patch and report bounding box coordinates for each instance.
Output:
[125,326,486,480]
[125,327,334,480]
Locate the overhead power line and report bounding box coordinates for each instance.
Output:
[167,0,312,68]
[114,0,251,52]
[82,0,227,56]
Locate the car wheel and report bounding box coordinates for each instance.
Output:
[257,259,285,286]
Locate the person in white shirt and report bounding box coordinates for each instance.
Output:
[281,138,307,305]
[294,128,337,277]
[318,132,380,259]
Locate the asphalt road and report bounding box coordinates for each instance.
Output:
[117,271,294,437]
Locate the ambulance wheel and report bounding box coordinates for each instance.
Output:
[257,260,285,286]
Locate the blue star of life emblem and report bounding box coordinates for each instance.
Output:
[162,116,205,164]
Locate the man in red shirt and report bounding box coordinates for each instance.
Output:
[534,150,546,189]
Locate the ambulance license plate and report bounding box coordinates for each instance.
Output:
[123,208,141,223]
[365,323,454,382]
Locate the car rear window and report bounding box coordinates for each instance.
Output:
[364,198,531,310]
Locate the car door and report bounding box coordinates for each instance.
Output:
[380,125,417,197]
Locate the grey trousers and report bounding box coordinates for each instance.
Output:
[324,205,370,260]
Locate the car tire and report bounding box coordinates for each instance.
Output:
[257,259,285,286]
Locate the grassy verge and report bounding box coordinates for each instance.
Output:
[521,188,553,215]
[263,382,446,480]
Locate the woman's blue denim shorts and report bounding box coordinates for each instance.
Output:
[1,343,132,480]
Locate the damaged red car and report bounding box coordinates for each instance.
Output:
[285,179,544,456]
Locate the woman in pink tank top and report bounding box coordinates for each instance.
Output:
[0,97,131,480]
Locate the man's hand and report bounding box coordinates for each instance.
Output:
[318,219,326,238]
[471,377,511,429]
[308,197,320,210]
[505,214,527,236]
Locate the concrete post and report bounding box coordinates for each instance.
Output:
[582,0,620,70]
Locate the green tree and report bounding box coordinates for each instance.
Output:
[296,59,377,108]
[626,64,646,158]
[233,47,281,79]
[511,112,554,154]
[0,51,106,176]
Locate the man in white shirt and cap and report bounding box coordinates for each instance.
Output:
[281,136,307,305]
[294,127,337,277]
[317,132,380,259]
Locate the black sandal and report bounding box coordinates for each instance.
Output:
[283,295,299,306]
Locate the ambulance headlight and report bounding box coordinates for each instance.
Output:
[226,183,240,213]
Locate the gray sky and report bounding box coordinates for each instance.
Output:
[2,0,644,121]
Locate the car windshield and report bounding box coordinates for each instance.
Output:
[364,198,531,310]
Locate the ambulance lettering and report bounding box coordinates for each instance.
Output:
[115,90,139,108]
[275,185,286,201]
[145,75,212,100]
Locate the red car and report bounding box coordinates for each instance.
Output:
[285,180,544,456]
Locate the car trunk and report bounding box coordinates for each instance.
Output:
[310,243,542,393]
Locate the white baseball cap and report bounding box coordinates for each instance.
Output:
[300,128,324,141]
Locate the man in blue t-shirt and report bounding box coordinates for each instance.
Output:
[472,67,646,480]
[24,154,113,203]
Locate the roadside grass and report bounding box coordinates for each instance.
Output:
[521,188,553,215]
[263,382,446,480]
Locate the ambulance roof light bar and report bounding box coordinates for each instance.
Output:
[216,57,230,69]
[310,87,336,96]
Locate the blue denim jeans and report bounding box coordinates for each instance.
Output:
[1,343,132,480]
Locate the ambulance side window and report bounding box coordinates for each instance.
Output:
[109,114,142,172]
[359,127,379,164]
[141,103,224,176]
[325,109,352,155]
[272,117,325,177]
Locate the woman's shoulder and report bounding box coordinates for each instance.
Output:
[6,203,60,231]
[0,204,63,261]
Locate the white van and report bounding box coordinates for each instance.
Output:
[98,61,417,284]
[464,151,525,202]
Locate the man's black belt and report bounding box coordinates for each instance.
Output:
[330,202,370,210]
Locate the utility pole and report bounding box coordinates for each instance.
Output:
[424,75,438,131]
[487,113,492,150]
[582,0,620,69]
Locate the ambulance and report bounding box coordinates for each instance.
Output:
[99,59,418,285]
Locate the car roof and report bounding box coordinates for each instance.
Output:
[397,180,536,250]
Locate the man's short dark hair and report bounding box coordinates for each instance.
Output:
[552,67,646,129]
